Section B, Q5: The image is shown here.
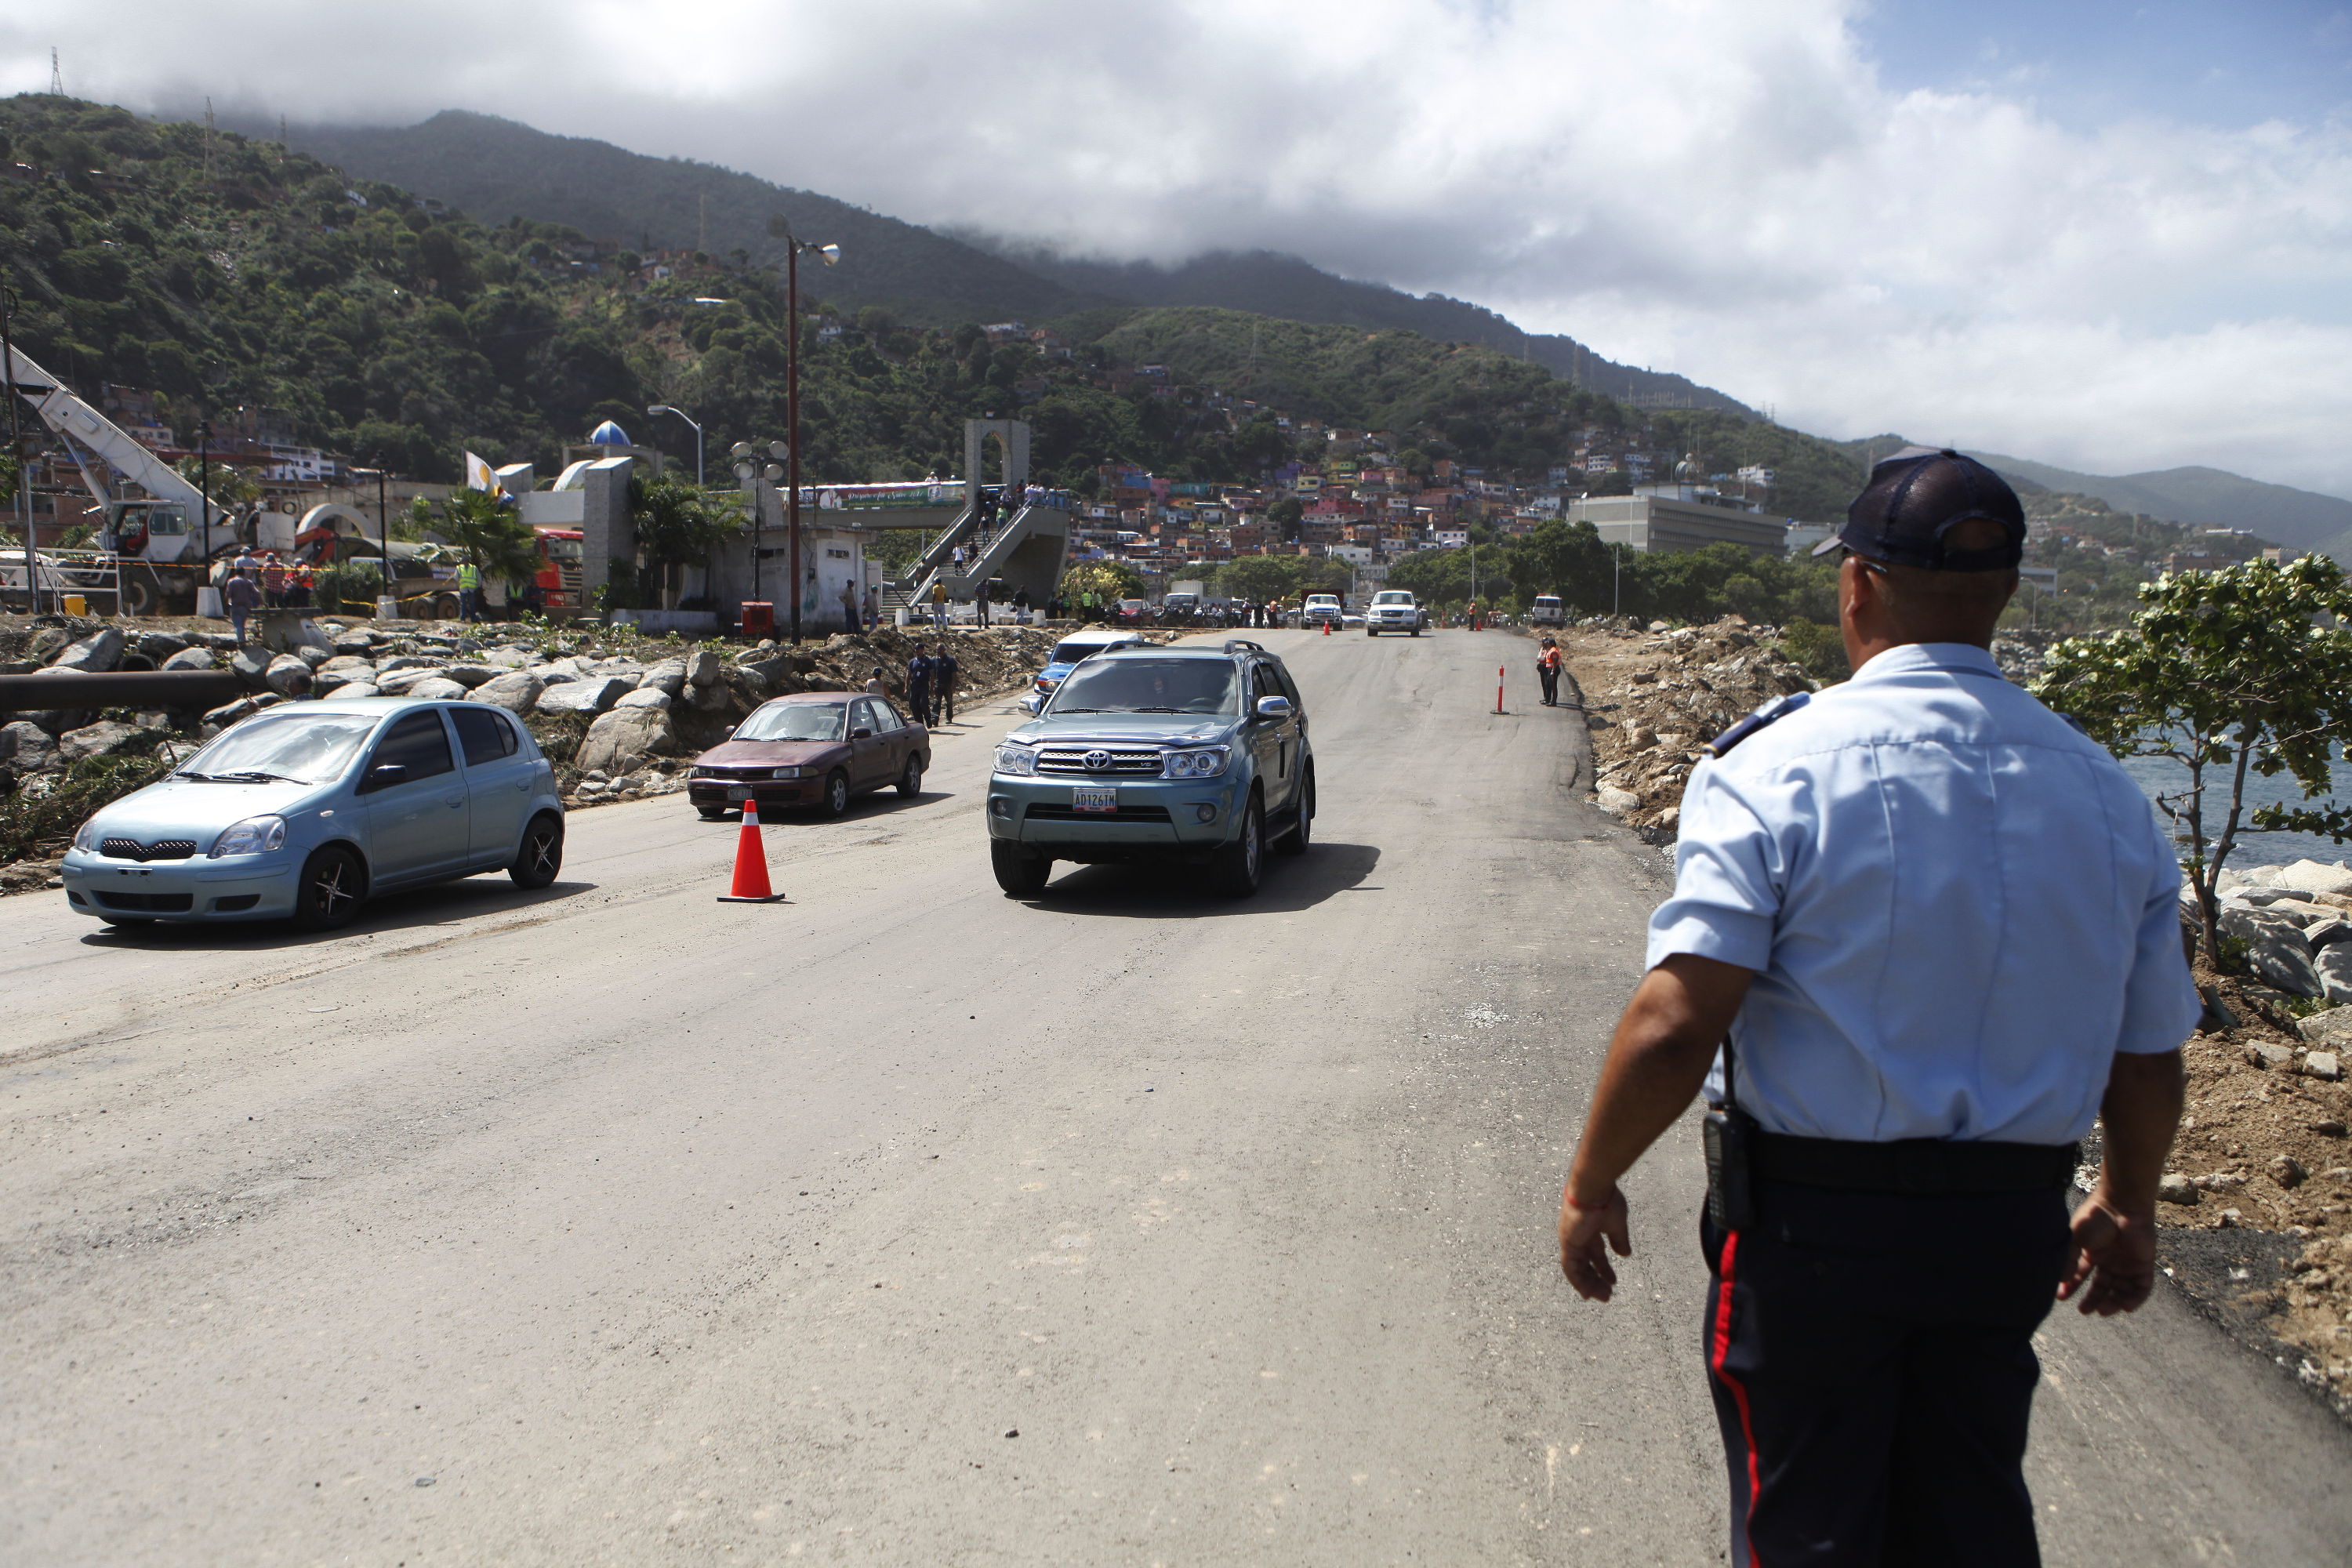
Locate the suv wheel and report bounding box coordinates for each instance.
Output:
[1276,767,1315,856]
[992,841,1051,897]
[1210,793,1264,898]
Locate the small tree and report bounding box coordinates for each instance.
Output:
[1060,561,1145,604]
[629,472,735,609]
[423,488,539,586]
[2034,555,2352,965]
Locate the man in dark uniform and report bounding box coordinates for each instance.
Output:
[935,643,960,725]
[1556,448,2195,1566]
[905,646,935,729]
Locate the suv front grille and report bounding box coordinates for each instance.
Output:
[100,837,198,862]
[1035,746,1163,776]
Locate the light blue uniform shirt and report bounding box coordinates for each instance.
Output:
[1648,641,2199,1145]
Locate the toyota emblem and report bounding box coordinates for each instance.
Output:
[1083,750,1112,771]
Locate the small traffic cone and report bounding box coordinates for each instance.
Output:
[717,800,789,903]
[1322,620,1331,636]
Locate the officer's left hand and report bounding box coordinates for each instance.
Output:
[2058,1195,2158,1316]
[1558,1185,1632,1301]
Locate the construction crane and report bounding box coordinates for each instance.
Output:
[4,345,361,614]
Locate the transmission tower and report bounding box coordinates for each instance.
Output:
[49,48,62,96]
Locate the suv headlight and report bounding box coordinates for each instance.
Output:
[1163,746,1230,779]
[994,744,1038,776]
[209,815,288,858]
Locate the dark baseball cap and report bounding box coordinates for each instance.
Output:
[1812,446,2026,571]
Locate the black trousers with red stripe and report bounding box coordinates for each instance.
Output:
[1700,1179,2074,1567]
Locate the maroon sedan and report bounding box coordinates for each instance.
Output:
[687,692,928,820]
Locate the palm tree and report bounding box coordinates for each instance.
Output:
[434,488,540,586]
[630,472,735,609]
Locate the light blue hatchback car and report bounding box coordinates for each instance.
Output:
[61,695,566,931]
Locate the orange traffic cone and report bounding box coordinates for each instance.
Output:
[717,800,789,903]
[1322,620,1331,636]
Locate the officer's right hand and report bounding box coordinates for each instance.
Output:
[1559,1185,1632,1301]
[2059,1195,2158,1316]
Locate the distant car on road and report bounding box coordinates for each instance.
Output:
[60,696,564,932]
[1027,629,1149,710]
[988,637,1315,900]
[1115,598,1151,624]
[1364,590,1426,636]
[1301,593,1344,629]
[1530,594,1566,627]
[686,692,927,819]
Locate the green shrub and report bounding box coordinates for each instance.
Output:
[1777,618,1849,684]
[0,752,177,864]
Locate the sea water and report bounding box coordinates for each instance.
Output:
[2120,750,2352,870]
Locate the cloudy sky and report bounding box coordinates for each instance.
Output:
[6,2,2350,496]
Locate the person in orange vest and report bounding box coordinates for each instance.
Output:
[290,562,315,610]
[1536,636,1564,706]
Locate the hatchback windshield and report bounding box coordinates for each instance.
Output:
[1050,640,1124,665]
[1051,658,1240,715]
[179,711,381,784]
[735,702,848,742]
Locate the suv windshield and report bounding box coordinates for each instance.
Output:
[1374,593,1412,604]
[1051,658,1240,715]
[180,711,381,784]
[736,702,848,742]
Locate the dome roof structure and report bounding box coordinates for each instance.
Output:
[587,420,631,447]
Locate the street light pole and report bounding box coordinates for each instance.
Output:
[197,419,214,561]
[2,281,30,614]
[646,404,703,489]
[777,228,840,644]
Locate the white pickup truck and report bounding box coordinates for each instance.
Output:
[1364,590,1426,637]
[1301,593,1345,629]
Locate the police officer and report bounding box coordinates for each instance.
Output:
[456,557,481,622]
[905,645,935,729]
[1555,448,2195,1566]
[935,642,960,725]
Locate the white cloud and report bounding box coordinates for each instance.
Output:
[5,0,2349,495]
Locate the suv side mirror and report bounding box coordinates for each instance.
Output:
[361,762,408,793]
[1254,695,1294,720]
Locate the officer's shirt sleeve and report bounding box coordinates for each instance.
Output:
[2115,811,2203,1055]
[1646,759,1780,974]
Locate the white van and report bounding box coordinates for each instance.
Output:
[1530,595,1566,627]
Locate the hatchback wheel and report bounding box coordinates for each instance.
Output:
[898,754,926,797]
[1210,795,1264,898]
[510,813,564,889]
[292,845,364,931]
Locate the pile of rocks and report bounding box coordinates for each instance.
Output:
[1579,619,1817,837]
[2199,859,2352,1005]
[2,616,1072,836]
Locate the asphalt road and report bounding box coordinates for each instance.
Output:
[4,628,2348,1566]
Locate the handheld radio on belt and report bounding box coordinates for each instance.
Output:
[1702,1036,1758,1230]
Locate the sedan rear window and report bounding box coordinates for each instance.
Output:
[179,711,379,785]
[737,702,848,742]
[1051,658,1239,716]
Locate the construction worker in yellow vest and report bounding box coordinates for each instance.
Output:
[457,560,481,622]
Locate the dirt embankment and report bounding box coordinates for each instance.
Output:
[1555,615,2352,1418]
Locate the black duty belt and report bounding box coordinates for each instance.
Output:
[1752,1131,2080,1195]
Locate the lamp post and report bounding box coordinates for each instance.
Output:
[2,281,30,613]
[647,403,703,488]
[776,227,840,644]
[731,440,788,606]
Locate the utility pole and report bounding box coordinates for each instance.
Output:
[776,227,840,644]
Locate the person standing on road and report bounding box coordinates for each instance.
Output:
[906,646,935,728]
[930,579,949,629]
[223,566,260,644]
[1536,637,1563,706]
[456,558,481,622]
[1555,448,2196,1568]
[935,643,960,725]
